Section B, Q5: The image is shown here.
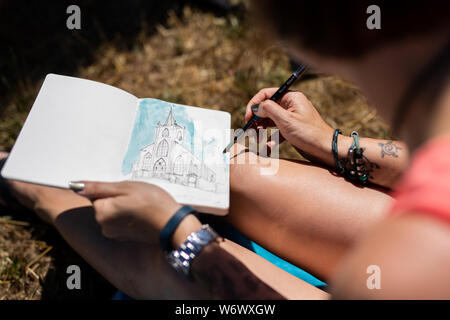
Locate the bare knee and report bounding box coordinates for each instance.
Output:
[230,150,263,195]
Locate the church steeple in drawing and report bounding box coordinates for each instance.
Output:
[164,107,177,126]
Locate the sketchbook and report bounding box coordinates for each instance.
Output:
[1,74,231,215]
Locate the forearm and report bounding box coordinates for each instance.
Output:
[173,216,286,299]
[52,205,322,299]
[53,206,207,299]
[331,214,450,299]
[191,242,286,299]
[173,216,327,300]
[320,135,409,188]
[342,137,409,188]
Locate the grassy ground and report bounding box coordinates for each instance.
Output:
[0,4,390,299]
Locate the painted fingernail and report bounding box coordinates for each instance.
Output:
[69,181,85,192]
[251,103,260,114]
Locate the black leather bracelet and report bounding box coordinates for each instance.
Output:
[332,129,345,175]
[159,205,198,252]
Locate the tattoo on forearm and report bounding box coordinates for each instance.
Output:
[378,141,402,158]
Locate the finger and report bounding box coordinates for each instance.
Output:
[92,198,119,236]
[245,88,279,122]
[70,181,126,200]
[253,100,289,125]
[92,198,109,224]
[278,91,309,111]
[266,134,286,150]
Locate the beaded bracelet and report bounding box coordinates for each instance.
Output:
[347,131,368,184]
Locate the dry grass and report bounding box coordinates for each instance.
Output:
[0,5,390,299]
[0,219,51,300]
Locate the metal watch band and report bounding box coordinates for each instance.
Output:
[166,224,219,276]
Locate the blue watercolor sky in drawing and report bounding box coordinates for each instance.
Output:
[121,99,196,175]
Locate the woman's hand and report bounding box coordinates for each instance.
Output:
[75,181,201,246]
[245,88,335,165]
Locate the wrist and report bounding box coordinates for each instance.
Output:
[337,135,353,160]
[319,129,352,167]
[171,214,203,248]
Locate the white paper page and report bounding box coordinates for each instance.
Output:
[120,98,230,214]
[1,74,138,188]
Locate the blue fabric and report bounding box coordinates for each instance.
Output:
[250,241,326,287]
[112,290,133,300]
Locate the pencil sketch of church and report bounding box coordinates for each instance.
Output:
[131,107,218,192]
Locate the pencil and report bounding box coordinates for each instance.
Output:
[222,63,307,153]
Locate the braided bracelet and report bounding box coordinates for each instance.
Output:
[332,129,345,174]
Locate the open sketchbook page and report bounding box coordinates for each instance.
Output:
[2,74,138,188]
[120,98,230,214]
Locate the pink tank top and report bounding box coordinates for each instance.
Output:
[390,135,450,223]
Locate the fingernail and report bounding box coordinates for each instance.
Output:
[251,103,260,114]
[69,181,85,192]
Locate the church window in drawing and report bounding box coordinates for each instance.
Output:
[142,152,152,171]
[173,155,184,175]
[131,107,218,192]
[156,139,168,157]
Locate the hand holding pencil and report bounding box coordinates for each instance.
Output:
[243,88,335,163]
[225,64,336,165]
[223,64,307,153]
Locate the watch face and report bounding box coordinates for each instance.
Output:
[195,229,214,245]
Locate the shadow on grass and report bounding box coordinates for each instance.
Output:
[0,0,245,114]
[0,0,186,111]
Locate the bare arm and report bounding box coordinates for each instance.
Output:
[191,242,287,299]
[53,206,326,299]
[245,88,410,189]
[330,213,450,299]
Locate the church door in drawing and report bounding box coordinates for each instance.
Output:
[187,173,197,187]
[153,158,166,178]
[187,161,198,187]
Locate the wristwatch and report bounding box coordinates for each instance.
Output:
[166,224,219,276]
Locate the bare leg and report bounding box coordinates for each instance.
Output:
[2,155,327,299]
[227,143,393,281]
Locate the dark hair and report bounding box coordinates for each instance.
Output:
[253,0,450,58]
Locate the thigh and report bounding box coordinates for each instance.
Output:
[227,144,393,280]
